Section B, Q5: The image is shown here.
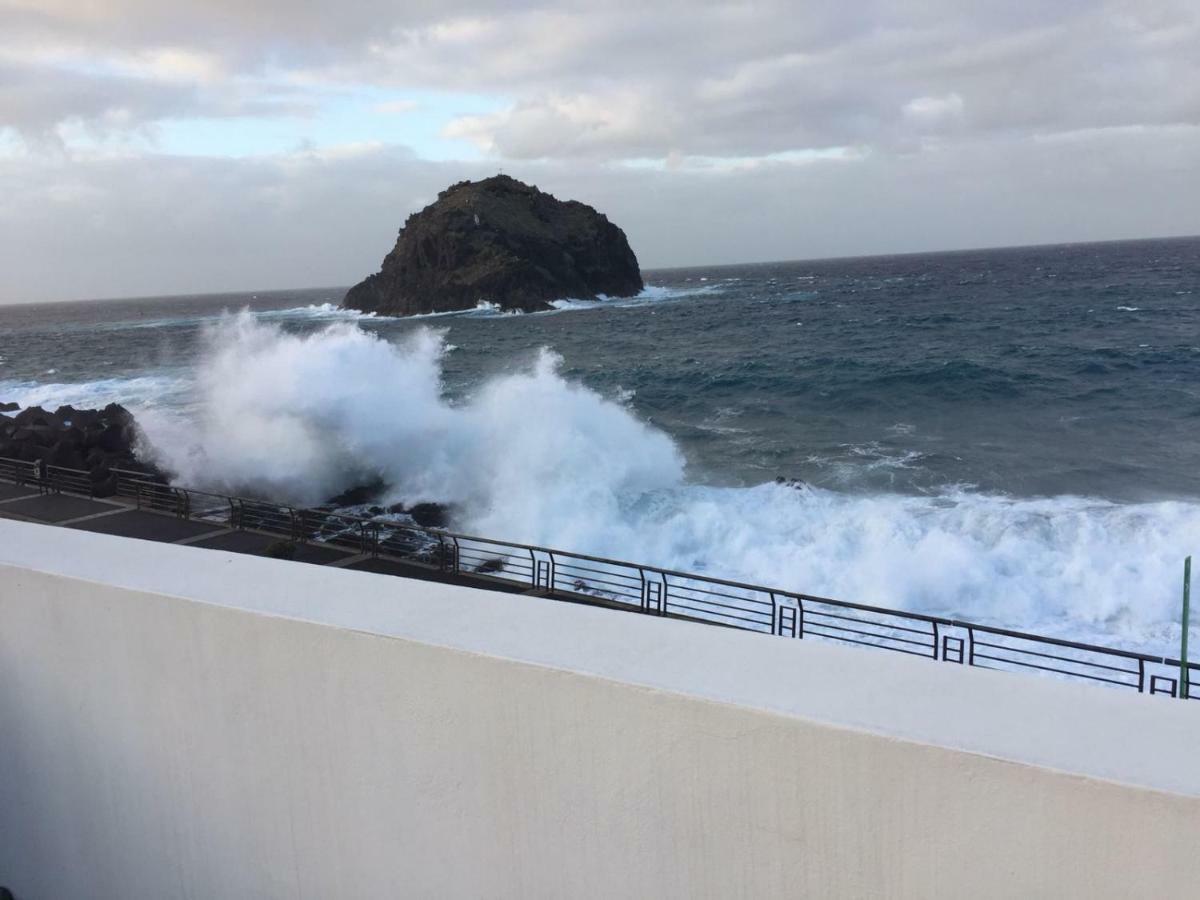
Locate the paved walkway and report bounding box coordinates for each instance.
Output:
[0,482,546,600]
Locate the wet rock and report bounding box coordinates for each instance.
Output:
[381,500,450,528]
[92,473,119,498]
[325,478,386,507]
[0,403,159,483]
[46,440,85,470]
[407,502,449,528]
[95,423,130,453]
[13,406,52,427]
[101,402,134,425]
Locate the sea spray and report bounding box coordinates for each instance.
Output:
[137,310,684,518]
[132,312,1200,651]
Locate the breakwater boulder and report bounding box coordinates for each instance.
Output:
[342,175,643,316]
[0,402,160,495]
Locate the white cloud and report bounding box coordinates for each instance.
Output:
[903,93,965,125]
[373,99,419,115]
[3,1,1199,158]
[0,0,1197,300]
[444,90,671,159]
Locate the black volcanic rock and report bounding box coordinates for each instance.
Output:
[0,401,161,483]
[343,175,643,316]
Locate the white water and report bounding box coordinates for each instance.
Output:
[0,374,193,411]
[121,312,1200,652]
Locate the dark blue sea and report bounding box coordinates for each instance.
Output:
[2,236,1198,650]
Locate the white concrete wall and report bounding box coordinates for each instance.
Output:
[1,518,1198,899]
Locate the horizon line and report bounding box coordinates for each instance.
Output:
[3,231,1197,309]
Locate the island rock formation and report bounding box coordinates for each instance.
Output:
[342,175,643,316]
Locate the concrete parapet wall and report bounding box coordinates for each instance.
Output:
[1,518,1198,898]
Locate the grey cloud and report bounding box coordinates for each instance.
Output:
[2,1,1198,159]
[0,1,1197,304]
[0,61,314,144]
[431,2,1200,159]
[2,126,1197,304]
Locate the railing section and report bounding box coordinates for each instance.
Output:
[2,456,1197,701]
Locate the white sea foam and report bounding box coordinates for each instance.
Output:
[131,312,1200,652]
[137,311,682,528]
[276,284,715,322]
[546,283,720,313]
[0,374,191,411]
[257,303,391,322]
[82,302,383,334]
[395,299,527,320]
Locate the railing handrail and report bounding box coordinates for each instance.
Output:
[102,463,1199,670]
[0,458,1189,690]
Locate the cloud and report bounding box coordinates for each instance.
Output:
[0,1,1197,302]
[2,124,1198,304]
[903,93,965,127]
[373,99,419,115]
[1,1,1198,159]
[0,58,314,147]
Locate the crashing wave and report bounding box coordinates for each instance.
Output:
[124,311,1200,654]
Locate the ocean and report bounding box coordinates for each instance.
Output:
[2,236,1198,652]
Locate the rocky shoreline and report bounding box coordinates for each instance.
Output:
[0,402,160,496]
[0,402,450,523]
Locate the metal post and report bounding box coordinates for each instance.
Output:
[1182,556,1192,701]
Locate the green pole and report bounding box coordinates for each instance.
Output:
[1182,556,1192,700]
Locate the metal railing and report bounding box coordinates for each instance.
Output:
[4,456,1197,702]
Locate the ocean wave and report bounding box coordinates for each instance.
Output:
[546,282,723,314]
[131,312,1199,656]
[392,300,528,320]
[68,302,388,334]
[255,303,393,322]
[0,373,192,411]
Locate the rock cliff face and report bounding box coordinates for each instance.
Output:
[342,176,643,316]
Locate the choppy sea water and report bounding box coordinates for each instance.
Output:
[2,236,1198,652]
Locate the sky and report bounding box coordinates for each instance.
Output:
[0,1,1198,303]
